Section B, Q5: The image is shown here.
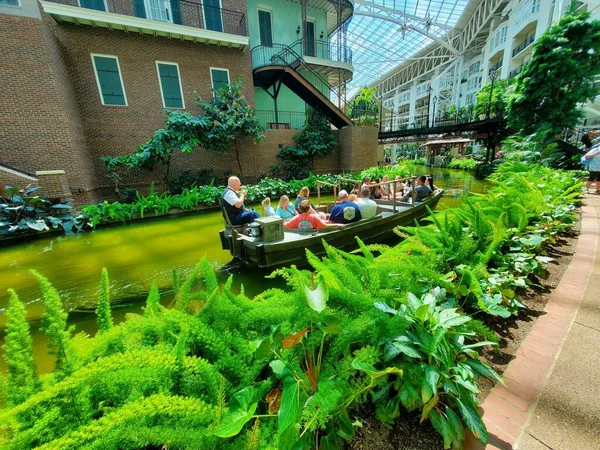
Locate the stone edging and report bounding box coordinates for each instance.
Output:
[463,200,599,450]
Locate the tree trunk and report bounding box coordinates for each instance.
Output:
[234,139,244,179]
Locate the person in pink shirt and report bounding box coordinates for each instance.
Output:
[284,200,344,230]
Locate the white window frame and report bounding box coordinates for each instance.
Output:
[0,0,22,8]
[209,67,230,97]
[155,61,185,109]
[257,6,274,46]
[91,53,128,107]
[77,0,108,12]
[143,0,173,23]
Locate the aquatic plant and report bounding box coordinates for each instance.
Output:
[96,268,114,333]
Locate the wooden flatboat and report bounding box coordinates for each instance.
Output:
[219,188,443,269]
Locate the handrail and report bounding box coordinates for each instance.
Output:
[290,38,353,65]
[316,180,338,207]
[251,43,349,112]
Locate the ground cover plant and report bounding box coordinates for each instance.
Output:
[0,164,581,449]
[447,159,480,171]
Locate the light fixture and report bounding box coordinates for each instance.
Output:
[320,31,324,39]
[296,26,301,35]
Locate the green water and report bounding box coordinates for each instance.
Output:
[0,168,489,373]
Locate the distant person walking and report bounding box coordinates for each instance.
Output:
[584,146,600,194]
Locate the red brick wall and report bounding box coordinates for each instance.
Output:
[338,126,378,172]
[0,13,95,203]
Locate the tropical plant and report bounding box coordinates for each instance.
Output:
[197,81,265,178]
[96,268,114,333]
[349,87,379,126]
[447,158,480,171]
[0,185,83,236]
[475,80,509,118]
[507,8,600,134]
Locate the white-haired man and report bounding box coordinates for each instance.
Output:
[221,176,260,225]
[329,190,362,224]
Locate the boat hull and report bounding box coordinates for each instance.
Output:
[220,190,443,269]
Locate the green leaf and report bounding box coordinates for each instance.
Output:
[320,430,338,450]
[385,339,422,360]
[463,359,503,384]
[429,409,453,449]
[252,337,272,359]
[423,366,439,402]
[337,407,354,440]
[303,279,328,313]
[352,360,403,380]
[269,360,286,378]
[446,408,465,442]
[420,394,439,423]
[455,397,487,444]
[278,373,301,436]
[212,387,258,438]
[415,304,430,322]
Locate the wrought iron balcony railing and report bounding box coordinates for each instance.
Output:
[46,0,247,36]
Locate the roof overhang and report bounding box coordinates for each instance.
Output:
[421,138,471,146]
[39,0,249,49]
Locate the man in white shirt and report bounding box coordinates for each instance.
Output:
[221,176,260,225]
[355,187,378,218]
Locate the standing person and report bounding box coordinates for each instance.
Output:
[221,176,260,225]
[584,146,600,194]
[275,195,297,219]
[355,187,378,218]
[582,131,594,150]
[329,190,362,224]
[285,200,343,230]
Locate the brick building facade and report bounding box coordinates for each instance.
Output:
[0,0,375,203]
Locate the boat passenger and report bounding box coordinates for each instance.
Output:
[371,185,383,200]
[262,197,277,217]
[381,175,391,197]
[393,176,405,198]
[401,176,431,203]
[355,187,378,218]
[425,176,437,191]
[221,176,260,225]
[348,193,358,202]
[295,187,318,213]
[284,200,343,230]
[329,190,362,224]
[275,195,297,219]
[361,177,371,190]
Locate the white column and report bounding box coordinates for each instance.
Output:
[408,81,417,126]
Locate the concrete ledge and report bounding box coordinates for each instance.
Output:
[35,170,66,176]
[463,197,599,450]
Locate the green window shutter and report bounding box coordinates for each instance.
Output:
[204,0,223,32]
[170,0,182,24]
[258,10,272,46]
[132,0,146,18]
[80,0,106,11]
[211,69,230,93]
[93,56,126,106]
[158,63,183,108]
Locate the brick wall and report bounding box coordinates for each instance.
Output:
[0,13,94,203]
[0,165,38,191]
[338,126,378,172]
[45,17,256,198]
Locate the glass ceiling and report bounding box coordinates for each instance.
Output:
[338,0,470,96]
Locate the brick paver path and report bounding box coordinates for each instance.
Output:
[463,195,599,450]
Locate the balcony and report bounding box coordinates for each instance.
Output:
[255,110,306,130]
[488,62,501,76]
[512,32,535,58]
[509,64,525,79]
[39,0,248,48]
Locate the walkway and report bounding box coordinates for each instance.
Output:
[464,193,600,450]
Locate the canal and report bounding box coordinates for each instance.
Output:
[0,167,490,373]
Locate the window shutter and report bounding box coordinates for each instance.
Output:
[204,0,223,32]
[158,64,183,108]
[211,69,230,92]
[258,10,272,46]
[170,0,182,24]
[132,0,146,18]
[80,0,106,11]
[94,56,126,106]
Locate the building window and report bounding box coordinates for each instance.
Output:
[532,0,541,13]
[156,62,184,109]
[0,0,20,6]
[258,9,273,47]
[91,55,127,106]
[79,0,106,12]
[203,0,223,32]
[210,68,230,93]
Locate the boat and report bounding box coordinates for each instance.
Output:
[219,186,444,269]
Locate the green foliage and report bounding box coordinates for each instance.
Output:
[278,109,338,180]
[30,270,73,376]
[169,168,217,194]
[197,81,265,178]
[349,87,379,126]
[507,9,600,134]
[447,158,480,171]
[0,185,84,237]
[2,289,39,406]
[0,165,581,450]
[96,268,114,333]
[475,80,510,117]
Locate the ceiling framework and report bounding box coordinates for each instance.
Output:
[370,0,507,99]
